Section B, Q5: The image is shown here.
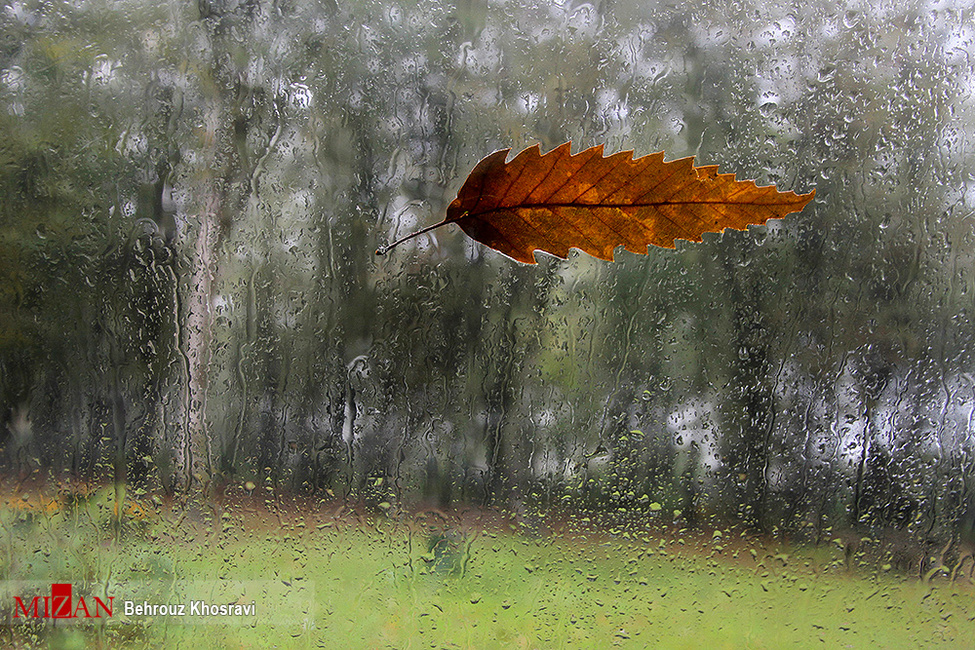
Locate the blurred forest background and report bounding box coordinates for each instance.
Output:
[1,0,974,553]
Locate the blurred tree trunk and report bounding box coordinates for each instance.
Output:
[175,0,262,494]
[177,201,220,493]
[719,261,775,531]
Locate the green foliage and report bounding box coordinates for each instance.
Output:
[0,0,973,548]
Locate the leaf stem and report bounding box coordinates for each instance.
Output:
[375,219,450,256]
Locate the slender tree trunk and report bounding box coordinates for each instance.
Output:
[176,194,219,494]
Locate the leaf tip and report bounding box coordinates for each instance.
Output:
[795,186,817,210]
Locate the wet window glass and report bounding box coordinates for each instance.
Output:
[1,0,973,645]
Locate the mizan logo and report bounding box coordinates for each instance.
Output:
[13,583,113,620]
[9,582,263,623]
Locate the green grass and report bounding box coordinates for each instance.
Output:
[1,490,973,648]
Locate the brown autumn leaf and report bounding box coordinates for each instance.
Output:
[378,142,815,264]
